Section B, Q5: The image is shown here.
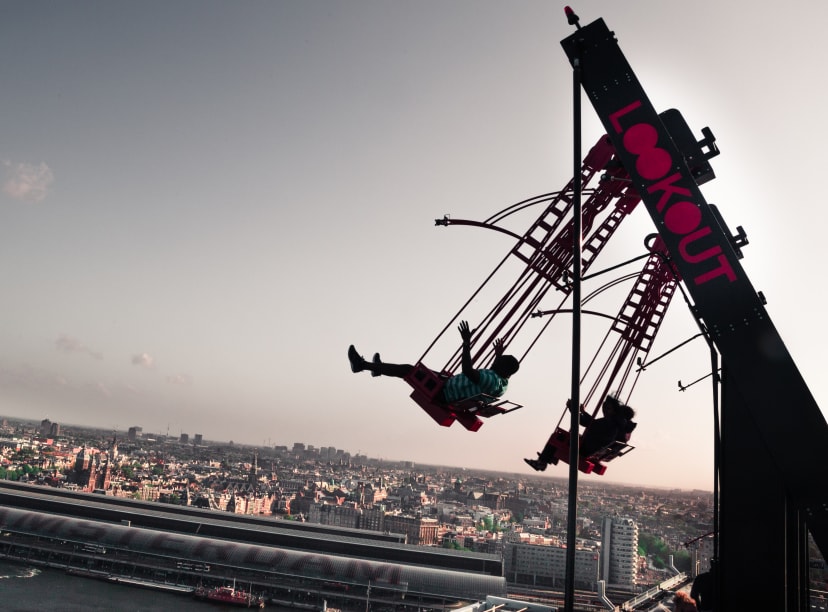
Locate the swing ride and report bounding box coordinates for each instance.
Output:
[559,11,828,608]
[398,117,713,476]
[353,6,828,607]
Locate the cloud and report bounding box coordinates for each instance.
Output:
[2,160,54,203]
[89,381,111,397]
[131,353,155,369]
[55,334,103,360]
[166,374,193,386]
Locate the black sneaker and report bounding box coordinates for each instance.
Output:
[524,458,546,472]
[371,353,381,377]
[348,345,366,373]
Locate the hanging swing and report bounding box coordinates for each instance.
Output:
[404,363,522,432]
[532,235,680,474]
[405,135,643,431]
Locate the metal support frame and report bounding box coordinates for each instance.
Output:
[564,7,582,609]
[561,12,828,609]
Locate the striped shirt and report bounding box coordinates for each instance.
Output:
[442,369,508,404]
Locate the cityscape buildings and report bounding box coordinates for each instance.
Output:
[0,414,825,606]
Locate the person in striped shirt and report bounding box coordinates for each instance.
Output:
[348,320,519,405]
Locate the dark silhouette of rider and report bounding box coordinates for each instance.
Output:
[525,395,636,471]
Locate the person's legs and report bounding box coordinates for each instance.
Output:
[348,346,413,378]
[538,439,559,464]
[524,432,564,471]
[348,346,367,373]
[372,361,414,377]
[524,457,546,471]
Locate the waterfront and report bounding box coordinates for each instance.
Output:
[0,560,290,611]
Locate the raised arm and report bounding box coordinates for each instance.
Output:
[458,320,481,384]
[567,399,593,426]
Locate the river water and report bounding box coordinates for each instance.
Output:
[0,560,285,611]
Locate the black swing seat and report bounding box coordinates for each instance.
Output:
[544,426,635,475]
[403,362,522,432]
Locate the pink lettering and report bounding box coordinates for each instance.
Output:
[609,100,642,133]
[606,102,738,287]
[664,202,702,235]
[647,172,691,213]
[623,123,658,152]
[694,254,738,285]
[679,227,722,263]
[622,123,672,180]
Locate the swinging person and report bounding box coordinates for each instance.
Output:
[348,320,519,405]
[524,394,636,471]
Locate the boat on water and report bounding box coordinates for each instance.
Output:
[193,582,265,608]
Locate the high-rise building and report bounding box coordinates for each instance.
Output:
[39,419,52,437]
[179,433,189,444]
[601,515,638,587]
[127,426,142,440]
[194,433,203,446]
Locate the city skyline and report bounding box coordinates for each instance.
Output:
[0,412,714,493]
[1,1,827,493]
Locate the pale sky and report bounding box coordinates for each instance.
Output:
[1,1,826,492]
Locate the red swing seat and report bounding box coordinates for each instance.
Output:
[404,362,522,432]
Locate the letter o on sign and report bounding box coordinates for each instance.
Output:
[623,123,672,180]
[664,201,702,234]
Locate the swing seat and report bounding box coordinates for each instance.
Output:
[544,427,634,475]
[404,362,522,432]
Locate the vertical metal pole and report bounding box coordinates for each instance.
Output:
[711,348,720,572]
[564,53,582,612]
[713,358,722,609]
